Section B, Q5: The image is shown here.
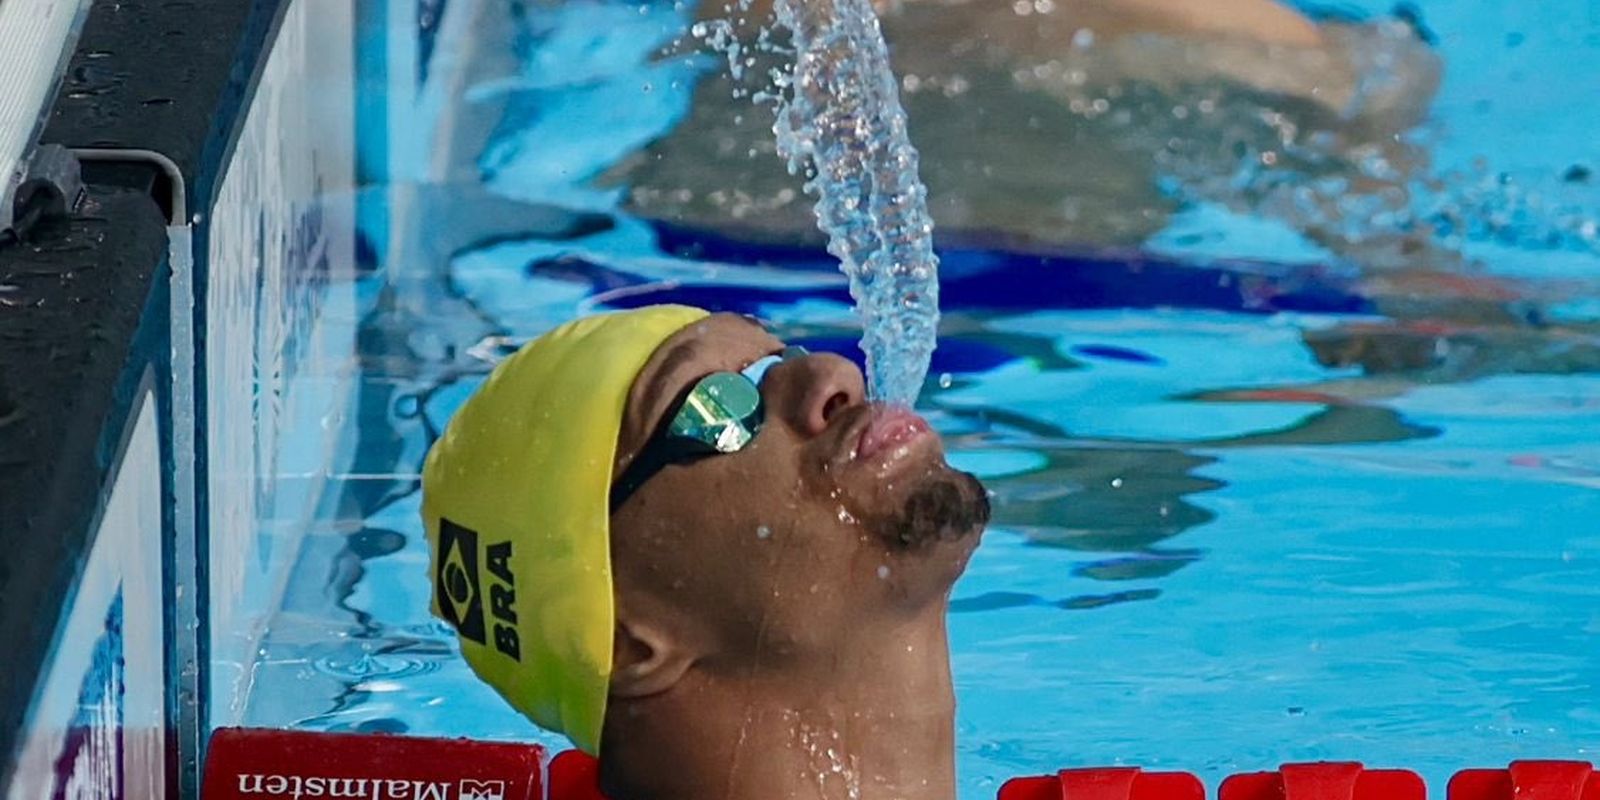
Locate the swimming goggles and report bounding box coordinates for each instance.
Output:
[610,345,808,510]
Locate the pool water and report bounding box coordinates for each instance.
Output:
[245,0,1600,795]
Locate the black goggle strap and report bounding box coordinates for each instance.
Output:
[608,436,708,513]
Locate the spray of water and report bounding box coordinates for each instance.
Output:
[696,0,941,407]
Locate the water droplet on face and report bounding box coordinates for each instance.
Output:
[876,565,890,579]
[757,524,773,539]
[837,506,857,525]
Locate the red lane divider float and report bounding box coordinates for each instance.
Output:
[1450,761,1600,800]
[204,729,1600,800]
[548,750,607,800]
[203,728,546,799]
[1221,762,1424,800]
[1001,767,1204,800]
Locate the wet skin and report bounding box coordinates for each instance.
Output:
[599,313,990,800]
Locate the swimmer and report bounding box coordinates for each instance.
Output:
[612,0,1440,260]
[422,306,990,800]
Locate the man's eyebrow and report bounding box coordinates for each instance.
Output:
[642,318,780,404]
[643,341,701,405]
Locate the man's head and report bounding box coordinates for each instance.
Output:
[606,312,988,702]
[422,306,988,757]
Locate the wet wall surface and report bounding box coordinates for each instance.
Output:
[0,0,290,785]
[0,187,166,769]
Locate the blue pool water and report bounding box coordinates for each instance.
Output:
[247,0,1600,795]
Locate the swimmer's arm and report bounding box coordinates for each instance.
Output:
[1084,0,1323,47]
[699,0,1321,46]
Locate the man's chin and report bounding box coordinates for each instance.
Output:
[875,469,991,553]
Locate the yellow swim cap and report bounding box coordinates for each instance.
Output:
[421,305,710,755]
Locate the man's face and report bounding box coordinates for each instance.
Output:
[610,313,989,664]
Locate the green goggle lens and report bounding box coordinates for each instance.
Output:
[667,371,764,452]
[662,345,808,453]
[611,346,809,511]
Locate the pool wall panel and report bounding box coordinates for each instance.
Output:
[6,383,169,799]
[1,0,371,794]
[0,178,172,796]
[202,0,359,730]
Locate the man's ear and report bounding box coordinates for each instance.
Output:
[610,617,694,698]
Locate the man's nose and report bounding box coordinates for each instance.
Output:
[764,351,866,437]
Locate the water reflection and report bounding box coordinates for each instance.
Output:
[620,7,1445,265]
[981,445,1219,556]
[240,0,1600,780]
[297,205,1475,656]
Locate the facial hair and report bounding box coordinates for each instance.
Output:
[882,469,991,550]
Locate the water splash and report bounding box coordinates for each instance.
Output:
[698,0,941,406]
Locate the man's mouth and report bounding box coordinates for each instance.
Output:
[854,405,933,462]
[828,404,991,550]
